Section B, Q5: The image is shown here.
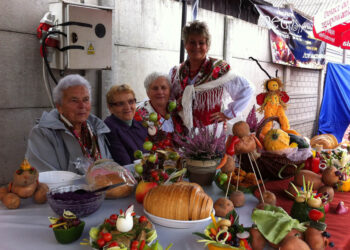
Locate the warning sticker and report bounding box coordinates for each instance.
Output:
[87,42,95,55]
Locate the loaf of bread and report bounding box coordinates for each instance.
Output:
[86,160,136,199]
[310,134,338,149]
[143,182,213,221]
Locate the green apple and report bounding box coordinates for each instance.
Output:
[134,150,143,159]
[164,114,171,120]
[148,154,157,163]
[168,152,179,160]
[168,101,176,112]
[134,163,143,175]
[149,112,158,122]
[143,141,153,151]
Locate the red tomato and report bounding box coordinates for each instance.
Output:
[110,214,118,220]
[108,241,119,247]
[139,216,148,223]
[164,139,171,146]
[99,231,105,238]
[97,238,105,248]
[103,232,112,242]
[131,240,139,248]
[152,145,157,151]
[139,240,146,250]
[309,209,324,221]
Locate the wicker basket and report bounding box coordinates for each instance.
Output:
[240,116,305,180]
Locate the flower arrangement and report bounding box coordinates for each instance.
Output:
[173,122,226,161]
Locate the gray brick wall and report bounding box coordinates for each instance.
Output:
[285,67,320,138]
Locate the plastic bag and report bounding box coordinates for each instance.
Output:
[86,159,137,199]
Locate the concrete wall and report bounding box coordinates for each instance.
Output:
[0,0,101,185]
[0,0,329,184]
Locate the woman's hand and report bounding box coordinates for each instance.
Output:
[210,112,229,123]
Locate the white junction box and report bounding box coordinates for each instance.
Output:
[49,1,112,70]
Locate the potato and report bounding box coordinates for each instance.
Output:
[232,121,250,138]
[235,135,256,154]
[229,190,245,207]
[294,170,323,190]
[221,155,235,174]
[10,182,37,198]
[261,191,276,206]
[250,227,266,250]
[317,185,334,202]
[279,236,310,250]
[0,186,8,201]
[322,166,340,187]
[2,193,20,209]
[13,169,38,186]
[34,183,49,204]
[304,227,326,250]
[213,197,234,217]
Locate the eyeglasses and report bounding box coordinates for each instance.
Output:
[109,98,136,107]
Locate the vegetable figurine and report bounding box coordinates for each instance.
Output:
[249,57,298,137]
[1,159,48,209]
[49,210,85,244]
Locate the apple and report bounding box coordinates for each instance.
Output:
[149,112,158,122]
[168,152,179,161]
[164,114,171,120]
[134,163,143,175]
[143,141,153,151]
[133,150,143,159]
[148,154,157,163]
[168,101,176,112]
[135,181,158,203]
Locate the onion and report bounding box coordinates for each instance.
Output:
[335,201,349,215]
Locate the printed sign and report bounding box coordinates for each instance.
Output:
[256,5,326,69]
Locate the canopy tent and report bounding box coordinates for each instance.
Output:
[318,62,350,142]
[313,0,350,49]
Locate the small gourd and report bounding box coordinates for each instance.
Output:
[263,129,290,151]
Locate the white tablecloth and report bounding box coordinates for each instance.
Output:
[0,183,259,250]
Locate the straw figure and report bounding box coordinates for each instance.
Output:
[249,57,299,138]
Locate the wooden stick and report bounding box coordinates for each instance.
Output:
[248,153,264,203]
[225,172,233,199]
[250,153,266,192]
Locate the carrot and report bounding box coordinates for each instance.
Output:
[216,154,228,170]
[210,227,217,236]
[253,135,263,150]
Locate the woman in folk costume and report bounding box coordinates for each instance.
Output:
[170,21,255,131]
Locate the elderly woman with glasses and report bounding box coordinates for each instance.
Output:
[170,20,255,131]
[135,72,177,133]
[104,84,148,165]
[26,74,111,173]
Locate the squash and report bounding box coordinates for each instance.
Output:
[289,134,309,148]
[263,129,290,151]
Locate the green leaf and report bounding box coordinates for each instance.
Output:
[192,232,212,241]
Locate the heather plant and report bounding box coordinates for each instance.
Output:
[173,123,226,160]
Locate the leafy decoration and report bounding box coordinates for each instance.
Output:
[246,105,258,132]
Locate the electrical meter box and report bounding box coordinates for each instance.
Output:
[49,1,112,70]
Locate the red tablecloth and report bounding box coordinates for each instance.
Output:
[255,178,350,250]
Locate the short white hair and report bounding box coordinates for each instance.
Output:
[53,74,91,105]
[144,72,171,92]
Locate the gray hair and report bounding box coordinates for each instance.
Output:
[182,20,211,48]
[144,72,171,92]
[53,74,91,105]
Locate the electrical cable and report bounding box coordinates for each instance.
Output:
[42,30,67,85]
[54,21,93,28]
[42,58,55,108]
